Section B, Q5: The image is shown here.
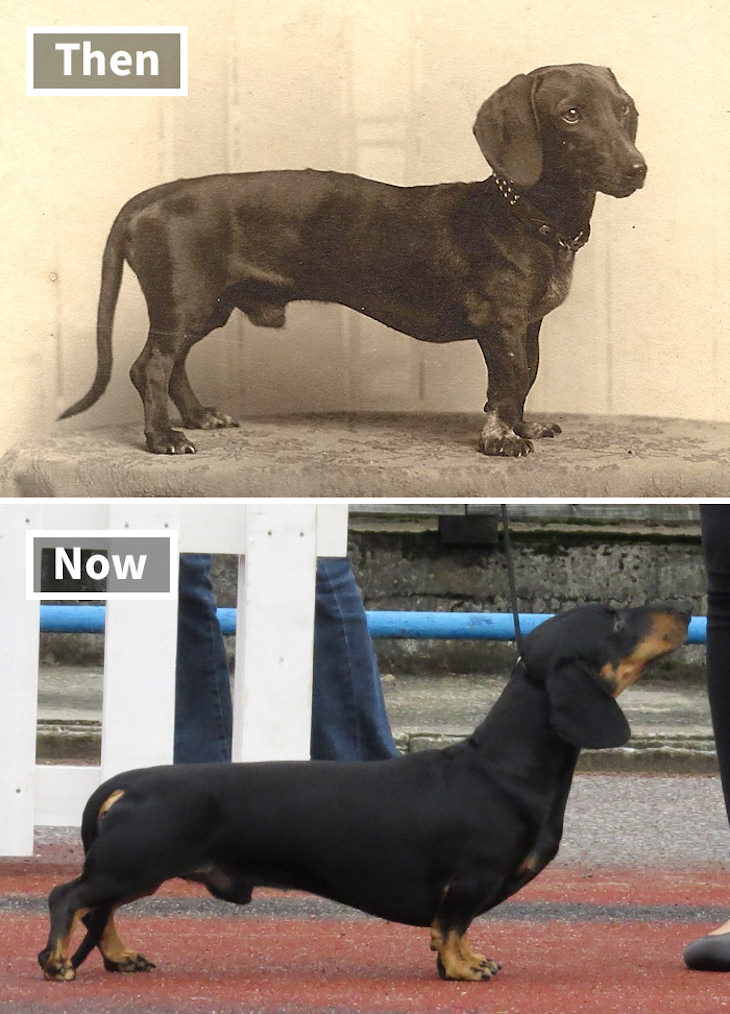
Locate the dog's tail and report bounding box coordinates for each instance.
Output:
[79,776,127,854]
[57,213,126,420]
[80,790,103,855]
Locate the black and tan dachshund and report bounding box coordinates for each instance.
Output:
[39,601,687,984]
[59,63,645,456]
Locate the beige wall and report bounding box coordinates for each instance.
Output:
[2,0,728,455]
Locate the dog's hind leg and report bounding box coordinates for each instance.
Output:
[97,909,156,973]
[168,345,241,432]
[130,331,197,454]
[38,881,90,982]
[39,878,159,982]
[71,901,157,974]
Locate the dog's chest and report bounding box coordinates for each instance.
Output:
[531,252,575,320]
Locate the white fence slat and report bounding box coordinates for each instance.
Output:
[29,503,111,530]
[33,765,101,827]
[0,505,42,855]
[232,504,319,762]
[107,501,183,538]
[178,503,249,554]
[2,502,349,853]
[316,503,349,557]
[100,503,180,777]
[100,597,179,778]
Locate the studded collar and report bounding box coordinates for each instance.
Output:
[491,175,590,253]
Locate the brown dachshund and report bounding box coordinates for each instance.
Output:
[60,64,646,455]
[39,601,687,984]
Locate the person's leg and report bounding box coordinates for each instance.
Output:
[685,506,730,967]
[701,506,730,825]
[311,557,398,761]
[174,554,232,763]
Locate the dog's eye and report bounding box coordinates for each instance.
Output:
[620,103,631,118]
[561,108,580,124]
[612,616,626,635]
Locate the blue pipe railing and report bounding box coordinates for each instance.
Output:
[38,605,707,644]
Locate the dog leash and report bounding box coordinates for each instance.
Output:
[500,505,523,656]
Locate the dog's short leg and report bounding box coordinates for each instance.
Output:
[39,864,160,981]
[70,904,156,974]
[475,326,534,457]
[430,923,501,982]
[513,321,562,441]
[38,882,90,981]
[129,333,197,454]
[429,878,502,981]
[98,910,156,973]
[169,350,241,431]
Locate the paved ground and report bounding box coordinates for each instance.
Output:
[2,412,730,497]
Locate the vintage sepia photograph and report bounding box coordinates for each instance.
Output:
[2,0,728,495]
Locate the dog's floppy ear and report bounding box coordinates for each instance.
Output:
[546,661,631,749]
[473,73,543,187]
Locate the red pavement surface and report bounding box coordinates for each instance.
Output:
[3,847,730,1014]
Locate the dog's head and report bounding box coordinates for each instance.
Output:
[519,602,690,749]
[473,63,646,196]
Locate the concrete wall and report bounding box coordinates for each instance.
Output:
[39,504,706,677]
[346,507,705,674]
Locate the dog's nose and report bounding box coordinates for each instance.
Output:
[624,160,647,185]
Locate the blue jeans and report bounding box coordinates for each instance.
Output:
[174,554,233,763]
[174,554,397,763]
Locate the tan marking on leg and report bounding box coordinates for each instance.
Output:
[429,921,445,952]
[516,851,538,876]
[430,926,500,981]
[459,934,500,976]
[98,788,125,820]
[100,910,156,973]
[43,907,90,981]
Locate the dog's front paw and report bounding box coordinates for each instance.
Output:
[436,951,501,982]
[431,927,501,982]
[515,419,562,440]
[145,428,197,454]
[478,418,533,457]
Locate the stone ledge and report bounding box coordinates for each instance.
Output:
[2,411,729,497]
[37,720,719,774]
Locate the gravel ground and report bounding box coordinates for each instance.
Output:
[559,774,729,868]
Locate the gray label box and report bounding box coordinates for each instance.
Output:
[29,533,177,599]
[28,28,187,94]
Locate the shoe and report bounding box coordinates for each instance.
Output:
[684,932,730,971]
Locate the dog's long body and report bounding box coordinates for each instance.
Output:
[39,602,688,984]
[59,64,646,456]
